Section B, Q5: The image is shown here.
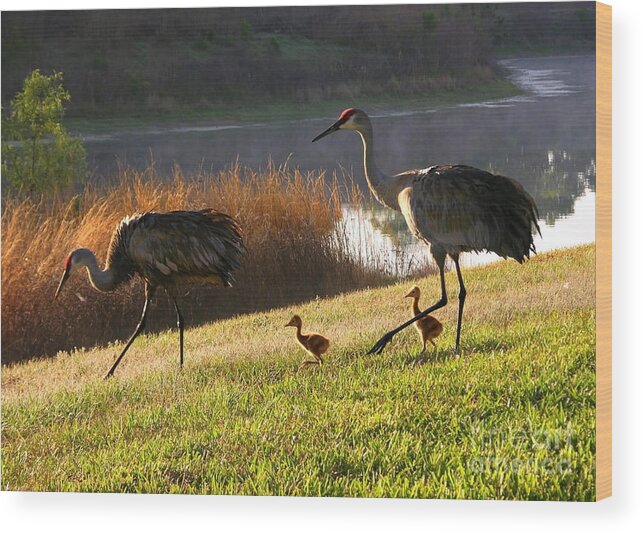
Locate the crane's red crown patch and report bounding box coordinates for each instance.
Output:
[339,108,356,121]
[64,254,72,270]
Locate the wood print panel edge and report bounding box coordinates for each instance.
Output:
[595,0,612,502]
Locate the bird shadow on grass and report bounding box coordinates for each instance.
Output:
[465,338,512,355]
[400,337,512,367]
[339,342,448,368]
[333,348,368,368]
[401,347,446,367]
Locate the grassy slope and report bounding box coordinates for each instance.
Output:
[1,245,595,499]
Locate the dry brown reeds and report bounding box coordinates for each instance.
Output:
[1,162,389,364]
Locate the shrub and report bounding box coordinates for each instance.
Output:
[1,70,87,196]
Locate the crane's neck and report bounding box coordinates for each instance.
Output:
[295,324,306,344]
[75,248,120,292]
[410,296,421,316]
[356,122,405,212]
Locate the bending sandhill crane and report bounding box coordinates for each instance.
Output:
[405,286,443,352]
[285,314,330,370]
[55,209,245,378]
[313,108,540,355]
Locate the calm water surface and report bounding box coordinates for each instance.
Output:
[83,55,596,273]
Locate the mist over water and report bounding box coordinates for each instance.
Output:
[84,55,596,273]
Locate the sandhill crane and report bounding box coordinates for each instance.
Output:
[405,286,443,352]
[285,314,330,370]
[55,209,245,378]
[313,108,540,355]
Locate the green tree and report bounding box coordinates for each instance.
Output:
[2,70,87,196]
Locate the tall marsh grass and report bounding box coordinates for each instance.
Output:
[1,163,390,363]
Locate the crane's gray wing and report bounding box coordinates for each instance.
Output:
[126,209,245,286]
[397,165,540,262]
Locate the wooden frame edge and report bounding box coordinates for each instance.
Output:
[595,1,612,501]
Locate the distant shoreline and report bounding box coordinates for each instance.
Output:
[65,76,523,138]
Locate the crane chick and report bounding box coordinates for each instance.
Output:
[405,286,443,352]
[285,315,330,370]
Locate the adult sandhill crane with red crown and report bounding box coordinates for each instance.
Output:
[313,108,540,356]
[55,209,245,378]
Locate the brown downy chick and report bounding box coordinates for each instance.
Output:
[285,314,330,370]
[405,286,443,352]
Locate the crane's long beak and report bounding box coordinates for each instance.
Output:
[312,119,342,142]
[55,268,70,299]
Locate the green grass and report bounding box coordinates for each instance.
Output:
[1,245,595,499]
[64,78,522,136]
[252,33,350,61]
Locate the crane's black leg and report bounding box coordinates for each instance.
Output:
[171,296,185,369]
[368,248,448,355]
[105,285,156,379]
[453,255,467,355]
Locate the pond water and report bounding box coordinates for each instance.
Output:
[83,54,596,274]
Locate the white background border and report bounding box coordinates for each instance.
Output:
[1,0,640,530]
